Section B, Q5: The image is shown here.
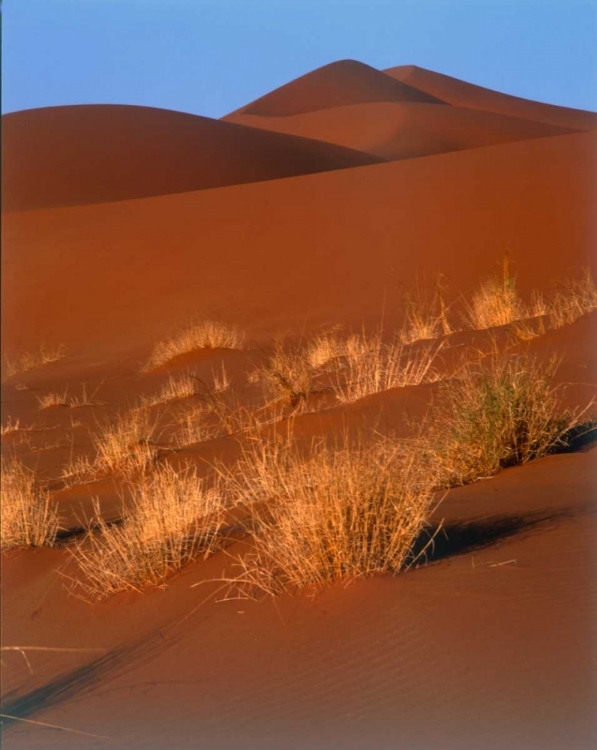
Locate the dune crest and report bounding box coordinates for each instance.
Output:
[225,59,446,118]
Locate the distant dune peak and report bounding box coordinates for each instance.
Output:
[226,58,446,118]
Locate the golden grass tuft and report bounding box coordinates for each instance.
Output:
[334,332,441,404]
[465,268,522,330]
[144,373,198,406]
[305,329,345,370]
[91,409,160,475]
[36,390,70,409]
[2,344,65,379]
[222,435,439,596]
[548,269,597,328]
[400,276,452,344]
[144,321,244,370]
[430,352,585,486]
[70,464,225,598]
[211,362,231,392]
[1,459,61,550]
[172,404,216,447]
[259,343,313,408]
[1,418,30,437]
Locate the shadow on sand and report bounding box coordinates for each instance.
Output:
[0,634,162,734]
[414,505,583,566]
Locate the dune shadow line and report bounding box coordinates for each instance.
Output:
[1,635,160,732]
[414,505,579,565]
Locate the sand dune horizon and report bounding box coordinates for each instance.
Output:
[2,58,596,750]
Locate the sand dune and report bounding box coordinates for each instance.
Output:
[226,59,446,118]
[2,104,380,212]
[228,101,576,160]
[2,60,596,750]
[385,64,597,131]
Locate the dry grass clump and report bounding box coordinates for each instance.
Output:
[548,269,597,328]
[464,259,596,334]
[259,343,313,408]
[91,409,160,474]
[400,277,452,344]
[171,381,273,447]
[60,454,97,487]
[144,321,244,370]
[36,390,70,409]
[70,464,225,598]
[511,316,546,342]
[465,254,522,330]
[1,418,33,437]
[305,329,345,370]
[223,435,438,595]
[35,384,105,410]
[431,353,583,485]
[144,373,198,406]
[335,332,441,404]
[172,404,216,447]
[211,362,231,392]
[2,344,65,379]
[1,459,60,549]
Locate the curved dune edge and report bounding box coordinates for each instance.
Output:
[1,104,381,212]
[384,64,597,131]
[227,101,576,161]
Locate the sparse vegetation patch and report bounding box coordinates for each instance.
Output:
[1,459,61,550]
[144,321,244,371]
[70,464,225,598]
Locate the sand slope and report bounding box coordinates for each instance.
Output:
[228,101,576,160]
[385,64,597,131]
[2,104,380,212]
[3,130,595,360]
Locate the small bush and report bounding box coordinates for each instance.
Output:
[144,321,244,370]
[432,353,583,485]
[70,464,225,598]
[1,459,60,549]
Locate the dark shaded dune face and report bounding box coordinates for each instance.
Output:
[226,59,446,118]
[1,104,380,212]
[385,65,597,131]
[228,102,576,161]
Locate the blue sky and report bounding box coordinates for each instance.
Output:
[3,0,597,117]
